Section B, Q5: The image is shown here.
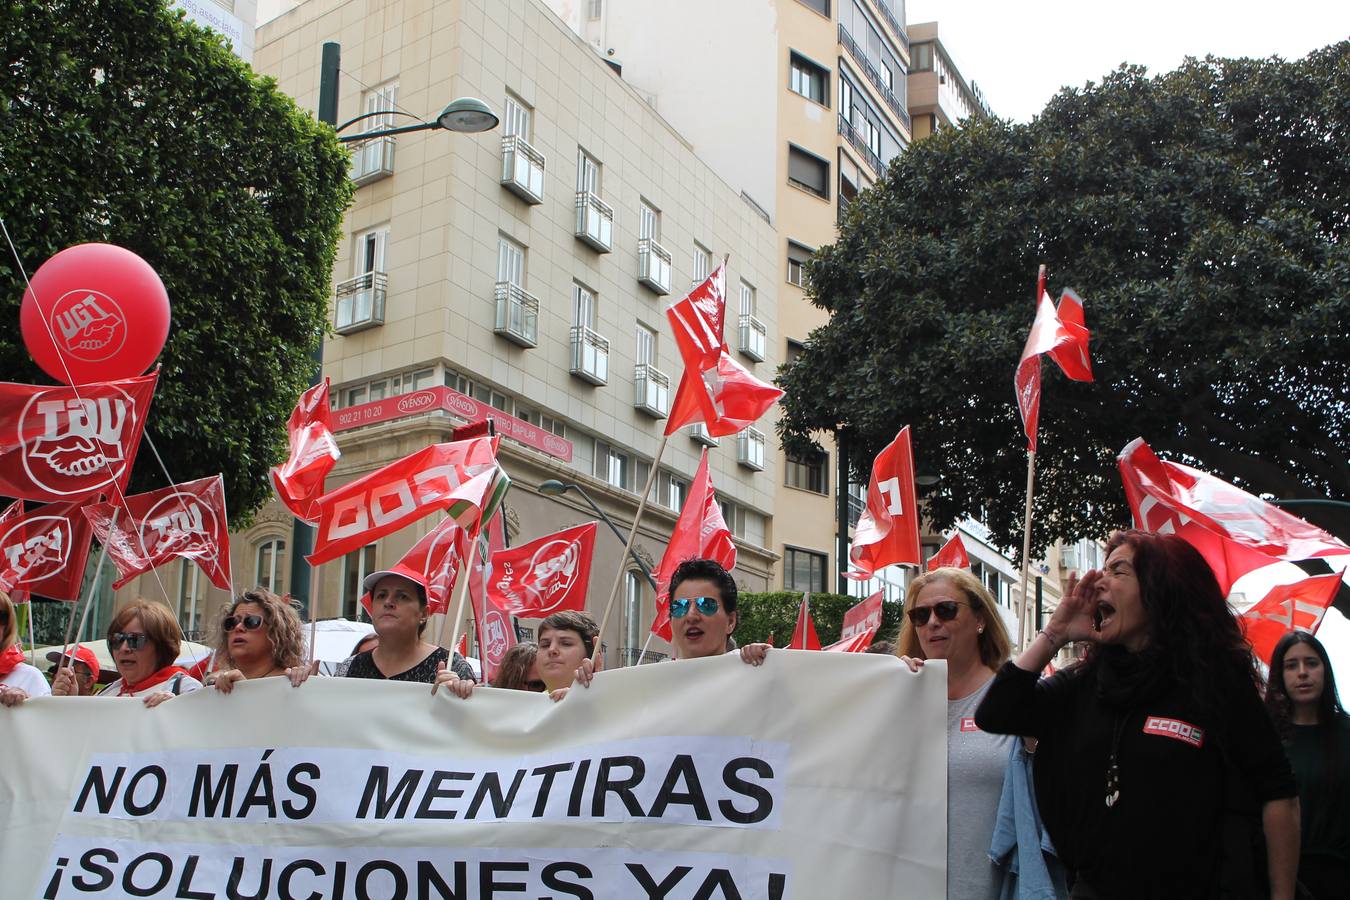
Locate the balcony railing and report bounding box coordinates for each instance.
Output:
[837,113,885,178]
[500,135,545,204]
[689,422,719,446]
[619,647,669,667]
[350,136,395,186]
[493,282,539,348]
[738,314,766,362]
[838,24,911,133]
[870,0,909,53]
[633,363,670,418]
[737,427,766,471]
[569,325,609,385]
[848,490,865,527]
[575,190,613,252]
[334,271,387,334]
[637,238,672,294]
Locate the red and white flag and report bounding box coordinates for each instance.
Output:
[470,509,516,684]
[1014,273,1093,452]
[825,628,877,653]
[271,379,340,524]
[846,427,921,579]
[308,436,503,565]
[82,475,232,591]
[0,372,157,503]
[1240,572,1344,666]
[0,501,29,604]
[1118,438,1349,595]
[841,590,884,641]
[927,532,971,571]
[664,263,783,437]
[650,450,737,640]
[789,594,822,650]
[487,522,597,618]
[0,499,96,601]
[360,514,474,617]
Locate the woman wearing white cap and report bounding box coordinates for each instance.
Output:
[343,569,475,685]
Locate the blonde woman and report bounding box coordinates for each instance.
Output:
[206,589,314,693]
[0,592,50,706]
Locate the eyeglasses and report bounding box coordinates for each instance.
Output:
[670,596,721,619]
[526,680,546,692]
[109,632,150,651]
[223,614,264,632]
[906,600,970,627]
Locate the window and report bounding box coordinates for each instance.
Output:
[577,149,601,193]
[516,406,566,437]
[795,0,829,16]
[692,243,711,284]
[912,43,933,72]
[503,93,531,139]
[342,544,377,621]
[636,323,657,366]
[737,427,766,470]
[176,559,202,637]
[340,369,436,407]
[839,78,854,121]
[472,383,511,412]
[595,441,631,490]
[660,471,688,511]
[789,52,829,105]
[497,234,525,286]
[573,282,596,329]
[639,200,660,241]
[588,0,602,18]
[787,145,829,199]
[785,449,829,494]
[739,281,756,317]
[344,384,367,406]
[785,548,827,592]
[787,241,813,286]
[255,539,285,593]
[354,227,387,276]
[785,338,806,366]
[623,570,644,658]
[719,498,745,537]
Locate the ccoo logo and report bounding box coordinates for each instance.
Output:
[0,515,71,584]
[20,386,136,496]
[49,289,127,362]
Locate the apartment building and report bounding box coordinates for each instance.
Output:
[906,21,993,138]
[104,0,782,666]
[173,0,258,63]
[547,0,913,600]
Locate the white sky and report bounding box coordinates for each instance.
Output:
[905,0,1350,122]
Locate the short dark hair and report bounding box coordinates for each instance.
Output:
[539,610,599,657]
[667,558,739,617]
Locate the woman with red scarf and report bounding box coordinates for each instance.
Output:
[0,592,50,706]
[52,599,201,706]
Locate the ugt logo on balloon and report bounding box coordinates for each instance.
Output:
[50,290,127,362]
[0,515,71,585]
[19,386,136,496]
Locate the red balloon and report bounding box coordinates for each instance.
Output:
[19,243,171,385]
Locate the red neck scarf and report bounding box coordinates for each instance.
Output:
[117,664,189,696]
[0,643,25,677]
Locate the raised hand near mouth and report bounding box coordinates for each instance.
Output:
[1012,568,1102,674]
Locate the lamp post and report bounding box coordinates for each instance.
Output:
[537,480,658,588]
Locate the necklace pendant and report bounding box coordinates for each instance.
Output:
[1104,762,1121,808]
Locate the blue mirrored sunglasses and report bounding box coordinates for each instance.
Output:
[670,596,720,619]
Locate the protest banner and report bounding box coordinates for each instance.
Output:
[1,652,947,898]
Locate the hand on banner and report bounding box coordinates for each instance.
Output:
[142,691,175,708]
[209,669,246,694]
[0,685,29,707]
[573,657,595,689]
[286,661,318,688]
[898,655,924,673]
[431,661,474,699]
[738,643,770,666]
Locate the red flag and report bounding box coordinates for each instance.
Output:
[927,532,971,571]
[664,263,783,437]
[1014,273,1093,452]
[841,590,884,640]
[0,372,157,503]
[846,427,921,579]
[789,594,822,650]
[650,449,737,640]
[0,499,96,601]
[271,379,340,524]
[825,627,877,652]
[81,475,232,591]
[471,509,516,684]
[1240,572,1344,666]
[487,522,597,617]
[308,436,502,565]
[360,514,473,617]
[456,632,469,659]
[0,501,29,604]
[1118,438,1349,594]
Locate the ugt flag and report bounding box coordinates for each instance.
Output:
[487,522,597,618]
[0,499,96,601]
[271,379,340,524]
[846,427,921,579]
[650,449,737,641]
[82,475,232,591]
[1014,273,1093,452]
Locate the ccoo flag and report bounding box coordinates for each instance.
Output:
[846,427,922,580]
[1014,272,1093,452]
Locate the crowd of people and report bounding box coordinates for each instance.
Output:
[0,533,1345,899]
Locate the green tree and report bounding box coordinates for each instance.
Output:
[735,591,902,648]
[0,0,352,522]
[780,44,1350,554]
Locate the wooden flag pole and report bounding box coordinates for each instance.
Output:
[443,558,473,659]
[58,509,118,681]
[26,601,36,666]
[1016,451,1037,650]
[592,432,670,666]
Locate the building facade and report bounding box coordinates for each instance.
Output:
[906,21,993,139]
[173,0,258,63]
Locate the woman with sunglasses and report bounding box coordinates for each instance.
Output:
[895,566,1016,900]
[494,641,544,692]
[0,592,50,707]
[1264,631,1349,900]
[975,531,1299,899]
[53,599,201,705]
[205,589,312,694]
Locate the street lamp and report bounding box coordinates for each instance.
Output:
[336,97,499,143]
[537,480,658,588]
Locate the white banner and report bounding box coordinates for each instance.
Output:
[1,652,947,898]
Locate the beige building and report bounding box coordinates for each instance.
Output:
[102,0,784,666]
[546,0,914,599]
[906,21,993,139]
[173,0,259,63]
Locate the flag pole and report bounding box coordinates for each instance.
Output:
[58,509,118,681]
[1016,451,1037,650]
[592,432,670,666]
[442,558,473,659]
[25,601,36,666]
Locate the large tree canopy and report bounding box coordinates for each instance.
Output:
[780,43,1350,555]
[0,0,352,522]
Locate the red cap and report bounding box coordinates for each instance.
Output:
[46,644,100,680]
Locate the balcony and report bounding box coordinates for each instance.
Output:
[738,314,766,362]
[334,271,387,334]
[500,135,545,204]
[575,191,613,252]
[871,0,909,53]
[848,490,866,527]
[569,325,610,385]
[737,427,766,471]
[689,422,719,447]
[493,282,539,348]
[350,136,395,186]
[619,647,669,667]
[838,24,912,133]
[838,113,885,178]
[637,238,672,294]
[633,363,670,418]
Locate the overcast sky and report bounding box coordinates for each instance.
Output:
[906,0,1349,122]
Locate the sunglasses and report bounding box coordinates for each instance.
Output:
[670,596,720,619]
[223,614,264,632]
[526,680,546,692]
[907,600,970,627]
[109,632,150,651]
